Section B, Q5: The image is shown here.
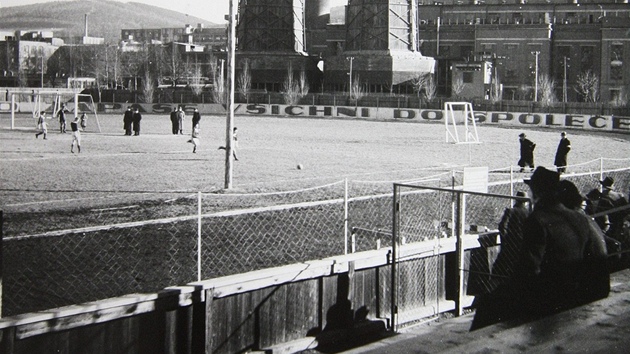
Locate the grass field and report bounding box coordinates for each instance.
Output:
[2,112,629,214]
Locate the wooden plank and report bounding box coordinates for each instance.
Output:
[205,289,214,354]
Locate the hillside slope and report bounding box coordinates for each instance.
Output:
[0,0,223,44]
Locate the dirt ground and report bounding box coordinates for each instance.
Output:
[1,113,629,213]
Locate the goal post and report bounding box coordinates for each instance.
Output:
[7,91,100,133]
[444,102,480,144]
[74,93,101,133]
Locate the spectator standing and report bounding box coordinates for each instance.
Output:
[599,176,630,240]
[57,104,67,133]
[70,116,81,153]
[585,188,609,232]
[517,133,536,172]
[554,131,571,174]
[170,107,178,134]
[491,191,530,284]
[123,107,133,136]
[192,108,201,130]
[176,106,185,135]
[35,111,49,139]
[132,108,142,136]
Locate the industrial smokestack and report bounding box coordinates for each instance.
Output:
[84,14,88,37]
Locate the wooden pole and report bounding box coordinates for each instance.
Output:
[224,0,237,189]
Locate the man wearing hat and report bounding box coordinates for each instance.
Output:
[517,133,536,172]
[492,191,530,283]
[599,176,629,239]
[554,131,571,174]
[471,166,606,330]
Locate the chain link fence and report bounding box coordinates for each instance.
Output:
[391,164,630,328]
[2,160,629,317]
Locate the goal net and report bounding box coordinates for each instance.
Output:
[444,102,480,144]
[7,91,101,133]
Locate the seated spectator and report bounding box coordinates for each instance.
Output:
[471,167,609,331]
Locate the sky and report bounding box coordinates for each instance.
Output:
[0,0,230,24]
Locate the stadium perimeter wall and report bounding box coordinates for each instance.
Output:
[5,102,627,134]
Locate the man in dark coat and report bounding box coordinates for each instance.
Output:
[492,191,530,284]
[517,133,536,172]
[599,176,629,240]
[554,131,571,174]
[170,107,178,135]
[471,167,608,330]
[132,108,142,136]
[192,108,201,130]
[123,107,133,136]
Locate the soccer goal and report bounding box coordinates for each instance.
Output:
[444,102,480,144]
[8,91,101,133]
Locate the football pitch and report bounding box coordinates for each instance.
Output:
[1,112,630,214]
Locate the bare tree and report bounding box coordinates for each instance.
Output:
[282,62,300,105]
[517,84,531,101]
[350,75,365,100]
[413,74,437,101]
[610,86,629,107]
[210,57,226,105]
[574,70,600,103]
[537,73,557,107]
[237,59,251,102]
[190,63,204,98]
[489,72,502,103]
[142,68,154,103]
[298,67,309,98]
[451,76,466,99]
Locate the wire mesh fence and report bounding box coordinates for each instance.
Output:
[392,165,630,327]
[2,160,629,317]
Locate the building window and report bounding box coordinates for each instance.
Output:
[506,69,517,81]
[463,71,474,83]
[610,44,623,81]
[461,45,474,60]
[580,46,594,73]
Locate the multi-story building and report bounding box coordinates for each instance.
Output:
[228,0,629,102]
[416,1,630,102]
[120,24,227,52]
[0,30,63,87]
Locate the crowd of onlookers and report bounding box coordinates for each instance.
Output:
[471,137,630,330]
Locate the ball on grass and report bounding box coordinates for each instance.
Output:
[297,164,303,170]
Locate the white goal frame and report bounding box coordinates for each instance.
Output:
[9,91,101,132]
[444,102,480,144]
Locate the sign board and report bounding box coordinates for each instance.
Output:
[463,166,488,193]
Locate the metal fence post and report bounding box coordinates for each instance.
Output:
[454,191,465,316]
[197,192,202,282]
[344,178,349,255]
[391,184,400,332]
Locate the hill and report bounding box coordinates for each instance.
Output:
[0,0,223,44]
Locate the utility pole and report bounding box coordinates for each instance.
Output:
[531,51,540,102]
[563,56,568,103]
[224,0,237,189]
[347,56,354,97]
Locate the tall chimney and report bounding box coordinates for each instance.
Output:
[84,14,88,37]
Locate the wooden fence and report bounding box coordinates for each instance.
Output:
[0,231,495,354]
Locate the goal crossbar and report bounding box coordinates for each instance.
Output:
[444,102,480,144]
[9,92,100,133]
